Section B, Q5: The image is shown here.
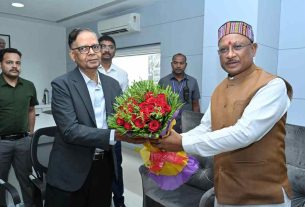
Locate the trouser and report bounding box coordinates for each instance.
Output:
[112,141,125,206]
[45,151,114,207]
[0,137,32,207]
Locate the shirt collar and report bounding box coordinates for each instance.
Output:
[0,73,23,87]
[170,73,188,81]
[79,68,101,86]
[99,64,117,73]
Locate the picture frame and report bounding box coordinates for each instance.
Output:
[0,34,11,50]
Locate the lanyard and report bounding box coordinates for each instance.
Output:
[171,79,185,96]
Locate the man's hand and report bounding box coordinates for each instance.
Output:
[115,131,149,144]
[150,129,184,152]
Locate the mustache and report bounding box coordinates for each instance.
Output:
[9,69,20,72]
[226,59,239,64]
[102,52,111,55]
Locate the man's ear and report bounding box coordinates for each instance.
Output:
[251,43,258,57]
[69,50,75,62]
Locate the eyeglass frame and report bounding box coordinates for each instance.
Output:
[218,42,253,56]
[71,44,101,54]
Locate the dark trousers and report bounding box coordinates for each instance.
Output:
[0,137,32,207]
[112,141,124,206]
[45,152,114,207]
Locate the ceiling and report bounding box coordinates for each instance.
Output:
[0,0,160,27]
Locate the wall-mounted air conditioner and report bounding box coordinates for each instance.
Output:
[97,13,140,36]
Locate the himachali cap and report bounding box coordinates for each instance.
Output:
[218,21,254,42]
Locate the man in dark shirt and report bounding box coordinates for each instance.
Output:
[158,53,201,133]
[0,48,38,207]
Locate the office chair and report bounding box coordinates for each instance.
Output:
[0,178,23,206]
[29,126,56,207]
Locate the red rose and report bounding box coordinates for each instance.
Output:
[157,93,167,103]
[116,118,125,126]
[124,122,132,130]
[131,114,137,122]
[146,97,156,104]
[148,120,161,132]
[162,104,171,113]
[145,91,154,100]
[140,103,155,115]
[134,118,145,128]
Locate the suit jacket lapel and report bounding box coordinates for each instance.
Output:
[70,68,97,125]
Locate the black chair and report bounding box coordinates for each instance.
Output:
[139,110,214,207]
[285,124,305,207]
[0,178,23,206]
[29,126,56,207]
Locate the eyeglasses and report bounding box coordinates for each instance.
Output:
[71,44,101,54]
[100,44,115,51]
[218,43,252,55]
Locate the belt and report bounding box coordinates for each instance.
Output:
[93,150,110,161]
[0,132,29,141]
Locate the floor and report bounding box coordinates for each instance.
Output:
[121,143,144,207]
[6,143,144,207]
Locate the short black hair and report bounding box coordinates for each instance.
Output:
[172,53,187,62]
[98,35,116,47]
[0,48,22,62]
[68,28,94,49]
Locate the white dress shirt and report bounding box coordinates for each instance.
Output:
[79,69,115,145]
[98,63,129,91]
[182,78,291,207]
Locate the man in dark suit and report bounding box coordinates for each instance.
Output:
[44,28,142,207]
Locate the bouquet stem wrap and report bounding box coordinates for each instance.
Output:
[139,119,199,190]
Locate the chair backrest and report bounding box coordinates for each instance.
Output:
[181,110,204,133]
[31,126,56,180]
[285,124,305,207]
[181,110,214,193]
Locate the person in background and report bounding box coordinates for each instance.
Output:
[153,21,293,207]
[158,53,200,133]
[45,28,142,207]
[0,38,6,50]
[98,35,128,207]
[0,48,38,207]
[98,35,128,91]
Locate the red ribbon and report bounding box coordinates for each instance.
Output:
[149,151,186,173]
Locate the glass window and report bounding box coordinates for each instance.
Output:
[113,44,161,84]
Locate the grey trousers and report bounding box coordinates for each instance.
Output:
[0,137,32,207]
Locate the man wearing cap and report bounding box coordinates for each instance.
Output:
[152,21,293,206]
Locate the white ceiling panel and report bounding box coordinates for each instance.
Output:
[0,0,160,27]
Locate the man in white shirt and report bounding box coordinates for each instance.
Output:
[98,35,128,207]
[152,21,293,207]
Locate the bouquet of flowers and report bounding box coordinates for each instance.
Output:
[108,80,199,190]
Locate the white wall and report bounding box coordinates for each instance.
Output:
[0,17,67,103]
[278,0,305,126]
